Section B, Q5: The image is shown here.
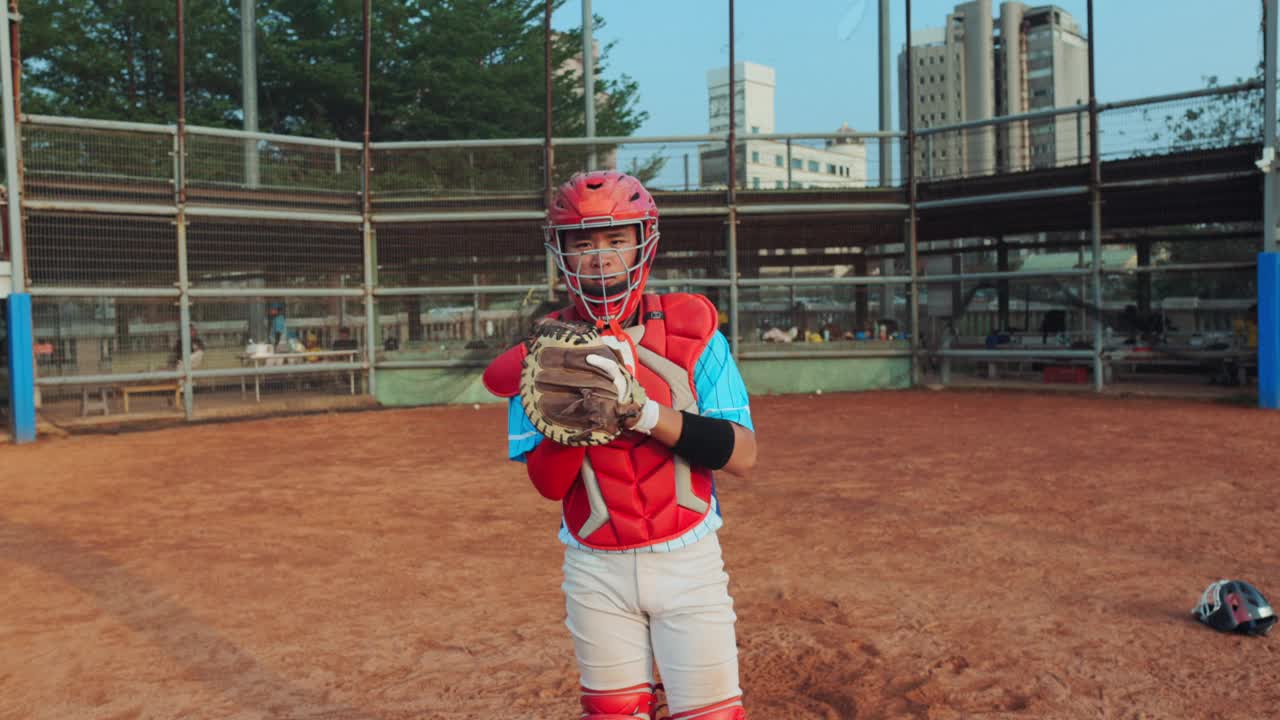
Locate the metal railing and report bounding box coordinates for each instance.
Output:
[10,77,1266,417]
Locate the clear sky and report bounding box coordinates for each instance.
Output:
[551,0,1264,137]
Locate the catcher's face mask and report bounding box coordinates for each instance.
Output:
[544,171,661,327]
[1193,579,1277,635]
[548,219,658,326]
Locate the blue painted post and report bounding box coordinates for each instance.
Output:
[1260,253,1280,410]
[6,292,36,442]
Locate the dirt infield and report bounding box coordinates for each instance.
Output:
[2,390,1279,719]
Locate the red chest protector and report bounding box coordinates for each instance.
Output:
[484,292,720,551]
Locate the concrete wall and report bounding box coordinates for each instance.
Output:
[375,366,500,407]
[739,356,911,395]
[373,356,912,407]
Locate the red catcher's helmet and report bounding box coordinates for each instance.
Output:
[544,171,659,326]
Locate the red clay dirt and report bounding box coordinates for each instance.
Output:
[2,390,1279,720]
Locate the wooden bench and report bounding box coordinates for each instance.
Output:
[79,386,113,417]
[117,383,181,413]
[1104,349,1256,386]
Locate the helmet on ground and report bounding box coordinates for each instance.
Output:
[1192,579,1276,636]
[544,171,660,325]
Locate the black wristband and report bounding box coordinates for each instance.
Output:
[671,411,737,470]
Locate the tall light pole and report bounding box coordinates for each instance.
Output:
[583,0,596,170]
[1265,0,1277,254]
[879,0,891,186]
[242,0,259,188]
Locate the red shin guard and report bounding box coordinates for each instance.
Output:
[668,696,746,720]
[580,683,658,719]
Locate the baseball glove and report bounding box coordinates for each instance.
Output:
[519,319,648,447]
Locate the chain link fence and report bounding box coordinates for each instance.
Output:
[186,218,364,288]
[29,295,181,414]
[913,110,1093,182]
[371,142,545,213]
[1099,86,1263,160]
[186,130,364,212]
[735,216,910,357]
[23,122,175,205]
[374,219,546,288]
[9,76,1267,424]
[26,211,178,288]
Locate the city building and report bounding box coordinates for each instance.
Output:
[700,62,868,190]
[899,1,1089,178]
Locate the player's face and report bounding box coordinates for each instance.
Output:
[562,226,640,292]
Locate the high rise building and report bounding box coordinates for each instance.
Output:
[899,1,1089,178]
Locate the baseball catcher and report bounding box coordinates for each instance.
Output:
[484,171,757,719]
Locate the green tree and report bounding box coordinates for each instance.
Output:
[21,1,240,125]
[20,0,648,143]
[1150,73,1264,153]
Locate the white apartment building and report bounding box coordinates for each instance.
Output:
[701,62,868,189]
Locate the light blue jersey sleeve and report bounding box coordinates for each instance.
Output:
[508,397,542,462]
[693,331,754,430]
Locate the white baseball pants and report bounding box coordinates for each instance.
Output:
[561,532,742,715]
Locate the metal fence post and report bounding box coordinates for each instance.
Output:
[241,0,259,189]
[363,217,377,395]
[728,209,739,358]
[1087,0,1104,392]
[176,0,195,419]
[785,138,793,189]
[1,2,21,296]
[175,133,192,420]
[361,0,377,396]
[583,0,597,171]
[727,0,739,358]
[177,210,193,419]
[1076,107,1084,166]
[1265,0,1278,254]
[906,0,921,386]
[543,1,557,303]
